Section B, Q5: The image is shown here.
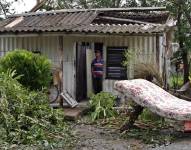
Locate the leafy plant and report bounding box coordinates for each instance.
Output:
[0,49,52,90]
[169,74,184,89]
[139,109,164,123]
[122,50,136,67]
[0,70,73,149]
[89,92,117,121]
[121,127,176,146]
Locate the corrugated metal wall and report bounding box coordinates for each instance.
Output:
[66,35,162,95]
[0,34,164,98]
[102,35,158,94]
[62,36,76,97]
[0,36,62,67]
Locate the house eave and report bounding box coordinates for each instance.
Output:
[0,31,164,37]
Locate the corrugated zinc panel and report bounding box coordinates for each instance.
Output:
[0,36,62,67]
[0,34,162,98]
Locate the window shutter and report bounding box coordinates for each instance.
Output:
[106,47,127,80]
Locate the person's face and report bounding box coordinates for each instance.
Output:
[95,51,101,58]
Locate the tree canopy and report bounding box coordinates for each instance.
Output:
[166,0,191,83]
[0,0,23,19]
[0,0,12,19]
[42,0,168,10]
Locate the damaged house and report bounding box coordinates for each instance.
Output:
[0,7,175,101]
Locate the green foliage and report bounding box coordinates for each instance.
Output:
[167,0,191,51]
[122,127,175,146]
[122,50,135,67]
[166,0,191,82]
[169,74,184,89]
[43,0,125,9]
[120,109,175,146]
[42,0,168,10]
[0,0,11,17]
[89,92,117,121]
[0,70,73,149]
[0,49,52,90]
[0,0,24,18]
[139,109,164,122]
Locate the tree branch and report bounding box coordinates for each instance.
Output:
[0,2,8,18]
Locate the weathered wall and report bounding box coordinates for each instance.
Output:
[0,33,164,98]
[64,35,163,95]
[0,36,62,67]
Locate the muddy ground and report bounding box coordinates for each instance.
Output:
[71,123,191,150]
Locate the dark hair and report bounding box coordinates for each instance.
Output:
[95,50,101,53]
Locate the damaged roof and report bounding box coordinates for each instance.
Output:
[0,7,173,34]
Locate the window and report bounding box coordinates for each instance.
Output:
[106,47,127,80]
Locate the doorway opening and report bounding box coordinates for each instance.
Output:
[75,42,104,102]
[76,42,88,102]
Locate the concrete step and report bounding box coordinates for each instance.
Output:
[63,107,88,121]
[50,101,89,121]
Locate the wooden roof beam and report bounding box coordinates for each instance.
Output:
[98,16,157,25]
[93,7,167,12]
[29,0,47,12]
[9,7,167,18]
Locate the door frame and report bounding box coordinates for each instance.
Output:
[75,42,88,102]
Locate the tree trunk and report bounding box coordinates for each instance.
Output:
[0,2,8,17]
[182,51,189,83]
[177,5,189,83]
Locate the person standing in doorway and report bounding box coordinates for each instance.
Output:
[91,50,104,94]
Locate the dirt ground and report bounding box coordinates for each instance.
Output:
[149,136,191,150]
[71,123,191,150]
[71,123,148,150]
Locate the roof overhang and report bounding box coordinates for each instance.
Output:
[0,7,173,35]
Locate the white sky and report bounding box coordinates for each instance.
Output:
[9,0,37,14]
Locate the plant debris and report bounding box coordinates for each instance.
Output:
[0,71,74,149]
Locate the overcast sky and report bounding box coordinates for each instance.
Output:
[10,0,37,14]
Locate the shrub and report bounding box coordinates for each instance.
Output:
[169,74,184,89]
[139,108,163,123]
[0,70,73,149]
[89,92,117,121]
[0,49,51,90]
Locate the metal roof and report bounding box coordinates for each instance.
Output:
[0,7,172,34]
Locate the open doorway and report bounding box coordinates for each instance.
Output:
[75,42,104,102]
[76,42,88,102]
[91,43,104,94]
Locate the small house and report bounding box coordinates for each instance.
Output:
[0,7,175,101]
